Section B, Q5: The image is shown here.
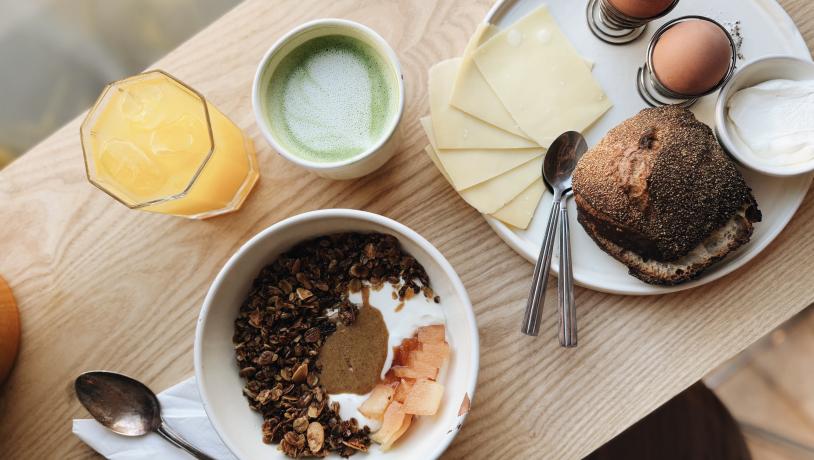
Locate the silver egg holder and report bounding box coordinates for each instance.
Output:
[637,16,738,108]
[586,0,679,45]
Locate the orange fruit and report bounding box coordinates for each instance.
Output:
[0,276,20,383]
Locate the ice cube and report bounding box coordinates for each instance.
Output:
[149,114,208,156]
[117,84,165,129]
[98,139,165,194]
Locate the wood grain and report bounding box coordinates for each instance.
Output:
[0,1,812,459]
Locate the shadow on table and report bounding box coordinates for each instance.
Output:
[586,382,751,460]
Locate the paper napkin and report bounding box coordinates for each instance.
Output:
[72,377,236,460]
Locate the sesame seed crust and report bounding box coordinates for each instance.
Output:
[573,106,761,262]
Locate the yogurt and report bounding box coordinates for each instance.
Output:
[329,282,446,430]
[727,79,814,166]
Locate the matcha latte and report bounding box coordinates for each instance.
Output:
[266,35,399,163]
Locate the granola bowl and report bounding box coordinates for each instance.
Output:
[194,209,479,459]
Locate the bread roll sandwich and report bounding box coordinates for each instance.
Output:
[572,106,761,285]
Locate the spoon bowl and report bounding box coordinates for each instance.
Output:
[75,371,214,459]
[75,371,161,436]
[544,131,586,194]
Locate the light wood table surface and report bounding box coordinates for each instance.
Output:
[1,1,812,459]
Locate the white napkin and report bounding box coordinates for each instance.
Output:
[73,377,237,460]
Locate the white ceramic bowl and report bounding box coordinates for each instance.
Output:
[252,20,405,180]
[715,55,814,176]
[195,209,478,459]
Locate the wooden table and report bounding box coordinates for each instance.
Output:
[0,1,812,459]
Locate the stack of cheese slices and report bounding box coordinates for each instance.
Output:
[423,5,612,229]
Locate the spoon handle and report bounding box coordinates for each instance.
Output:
[522,197,561,336]
[157,420,215,460]
[558,199,577,347]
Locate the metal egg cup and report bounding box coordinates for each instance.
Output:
[637,16,738,108]
[586,0,680,45]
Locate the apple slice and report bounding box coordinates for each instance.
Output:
[393,360,438,380]
[381,414,413,451]
[393,379,414,403]
[359,384,395,421]
[417,325,446,343]
[391,366,421,380]
[408,348,447,369]
[392,337,422,366]
[410,360,439,380]
[421,342,450,362]
[403,379,444,416]
[371,401,407,445]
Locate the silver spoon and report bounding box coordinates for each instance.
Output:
[539,182,582,346]
[558,187,579,348]
[75,371,214,460]
[558,134,587,347]
[522,131,586,338]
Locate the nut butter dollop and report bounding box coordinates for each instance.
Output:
[317,287,389,394]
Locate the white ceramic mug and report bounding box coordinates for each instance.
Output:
[252,19,405,180]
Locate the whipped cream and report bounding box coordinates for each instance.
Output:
[727,79,814,166]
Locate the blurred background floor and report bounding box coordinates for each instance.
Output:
[706,304,814,459]
[0,0,812,458]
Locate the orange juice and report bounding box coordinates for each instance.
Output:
[80,71,258,219]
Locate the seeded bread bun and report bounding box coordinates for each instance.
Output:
[572,106,761,285]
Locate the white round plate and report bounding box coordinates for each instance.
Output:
[483,0,813,295]
[195,209,479,459]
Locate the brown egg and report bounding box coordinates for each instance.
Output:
[608,0,674,19]
[652,19,732,96]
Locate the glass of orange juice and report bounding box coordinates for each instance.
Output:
[80,70,259,219]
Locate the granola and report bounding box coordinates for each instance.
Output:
[233,232,436,458]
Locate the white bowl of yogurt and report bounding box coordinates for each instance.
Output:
[194,209,478,459]
[715,56,814,176]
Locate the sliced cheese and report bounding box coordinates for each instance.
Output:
[425,142,542,214]
[489,179,546,229]
[420,116,543,190]
[429,58,536,150]
[450,23,529,139]
[450,22,596,139]
[424,143,545,228]
[423,145,453,183]
[473,6,612,147]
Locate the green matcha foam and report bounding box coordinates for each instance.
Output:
[266,35,399,163]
